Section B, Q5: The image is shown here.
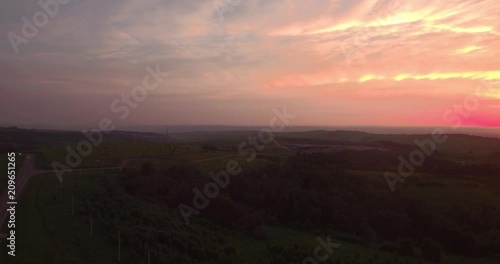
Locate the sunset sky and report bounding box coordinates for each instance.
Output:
[0,0,499,129]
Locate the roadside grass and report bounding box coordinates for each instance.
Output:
[1,171,127,263]
[0,174,61,263]
[39,173,122,264]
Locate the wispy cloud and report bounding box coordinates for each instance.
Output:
[1,0,499,128]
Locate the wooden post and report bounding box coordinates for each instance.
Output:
[90,209,93,236]
[118,230,121,262]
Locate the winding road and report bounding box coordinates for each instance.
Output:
[0,154,36,228]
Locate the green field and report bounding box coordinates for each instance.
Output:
[2,128,500,263]
[1,174,61,263]
[3,170,498,263]
[0,171,420,263]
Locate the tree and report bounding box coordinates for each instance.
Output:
[397,238,414,256]
[421,237,442,262]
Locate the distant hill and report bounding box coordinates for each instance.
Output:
[278,130,500,155]
[119,125,500,139]
[167,129,500,156]
[4,124,500,138]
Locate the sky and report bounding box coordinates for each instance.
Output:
[0,0,499,129]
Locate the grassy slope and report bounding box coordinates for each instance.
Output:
[3,169,497,263]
